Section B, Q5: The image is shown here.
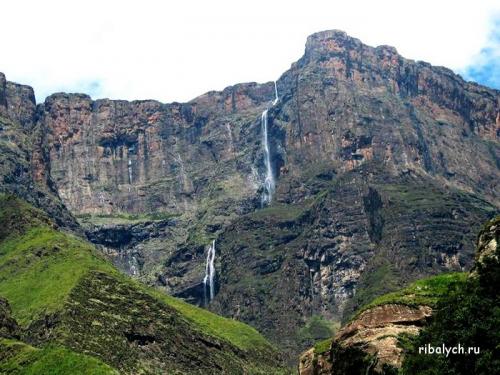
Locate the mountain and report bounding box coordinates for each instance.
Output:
[0,194,285,374]
[0,29,498,362]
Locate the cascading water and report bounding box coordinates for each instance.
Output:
[127,160,133,192]
[128,160,132,182]
[260,81,279,206]
[273,80,279,105]
[129,255,139,276]
[203,240,216,304]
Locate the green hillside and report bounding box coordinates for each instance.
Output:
[0,339,118,375]
[0,194,286,374]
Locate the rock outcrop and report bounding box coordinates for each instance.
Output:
[298,304,431,374]
[473,216,499,269]
[299,347,332,375]
[0,298,19,339]
[336,305,431,369]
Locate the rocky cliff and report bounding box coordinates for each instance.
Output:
[0,73,79,231]
[0,29,498,362]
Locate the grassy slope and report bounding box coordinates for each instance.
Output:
[0,226,116,325]
[352,272,467,320]
[157,291,274,352]
[0,339,118,375]
[0,194,283,373]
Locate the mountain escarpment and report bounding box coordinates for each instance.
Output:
[0,29,498,362]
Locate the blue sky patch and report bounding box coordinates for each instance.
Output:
[460,17,500,90]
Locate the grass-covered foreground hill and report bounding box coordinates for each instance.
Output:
[0,194,286,374]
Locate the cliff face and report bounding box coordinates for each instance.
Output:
[0,29,498,362]
[38,82,275,215]
[0,73,79,230]
[274,30,498,199]
[31,82,277,296]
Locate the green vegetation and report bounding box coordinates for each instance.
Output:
[328,341,377,375]
[0,226,116,325]
[145,286,276,352]
[0,200,275,353]
[380,183,496,216]
[380,184,451,211]
[298,315,338,344]
[0,339,118,375]
[0,194,49,241]
[353,273,467,320]
[76,211,180,225]
[250,203,305,221]
[314,338,333,354]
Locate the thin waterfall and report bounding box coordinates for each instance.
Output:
[127,159,133,192]
[203,240,216,304]
[273,80,279,105]
[129,255,139,276]
[261,81,279,206]
[128,159,133,183]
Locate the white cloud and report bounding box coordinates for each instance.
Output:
[1,0,499,103]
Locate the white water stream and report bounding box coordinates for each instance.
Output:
[203,239,216,303]
[260,81,279,206]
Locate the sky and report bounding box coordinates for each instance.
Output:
[1,0,499,103]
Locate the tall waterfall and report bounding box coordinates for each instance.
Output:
[203,240,216,303]
[261,81,279,206]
